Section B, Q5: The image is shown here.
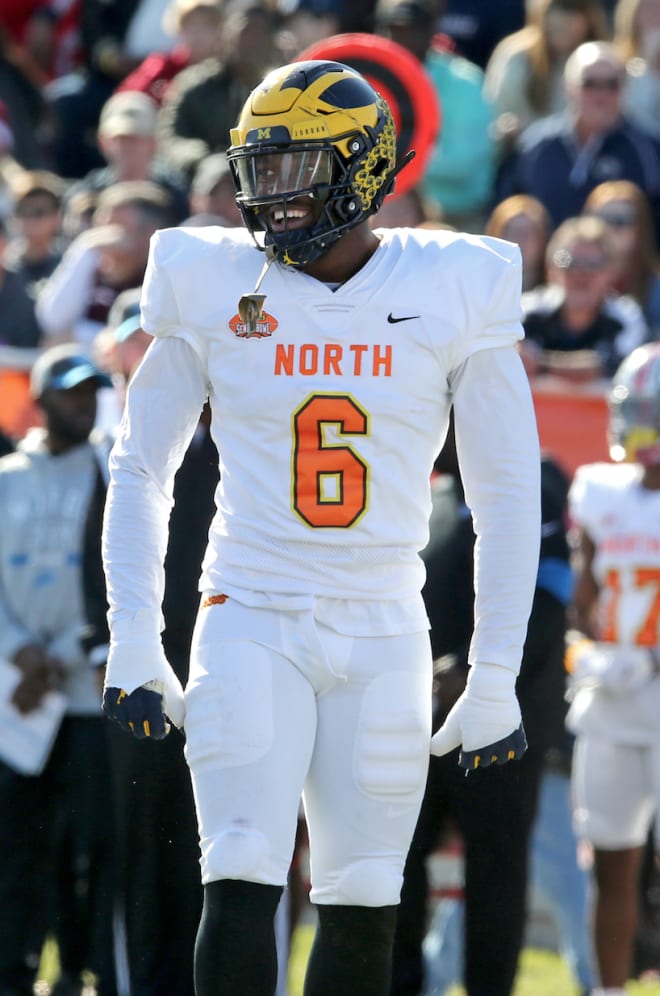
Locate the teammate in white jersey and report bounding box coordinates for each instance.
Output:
[101,61,541,995]
[566,342,660,996]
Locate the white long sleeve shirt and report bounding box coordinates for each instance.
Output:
[102,226,541,692]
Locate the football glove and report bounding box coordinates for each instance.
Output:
[103,677,184,740]
[103,613,186,739]
[430,662,527,770]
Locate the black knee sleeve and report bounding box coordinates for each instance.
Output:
[304,904,398,996]
[194,879,283,996]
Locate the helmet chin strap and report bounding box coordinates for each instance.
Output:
[368,148,417,209]
[238,245,279,334]
[387,149,416,193]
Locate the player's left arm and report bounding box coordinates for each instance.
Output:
[568,527,599,638]
[431,345,541,768]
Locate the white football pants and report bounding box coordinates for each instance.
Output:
[184,596,432,906]
[572,736,660,849]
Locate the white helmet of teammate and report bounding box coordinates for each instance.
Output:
[609,342,660,466]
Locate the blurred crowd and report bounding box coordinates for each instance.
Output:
[0,0,658,407]
[0,0,659,995]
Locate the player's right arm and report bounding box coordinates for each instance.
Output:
[102,333,209,737]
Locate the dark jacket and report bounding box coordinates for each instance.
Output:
[497,112,660,243]
[523,303,628,379]
[0,269,43,347]
[156,59,254,178]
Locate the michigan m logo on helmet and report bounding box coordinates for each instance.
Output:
[227,61,399,267]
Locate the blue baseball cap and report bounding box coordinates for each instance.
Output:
[107,287,144,343]
[30,343,113,399]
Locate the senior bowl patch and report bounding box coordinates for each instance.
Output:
[229,311,278,339]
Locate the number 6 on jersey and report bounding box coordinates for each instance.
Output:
[292,393,370,528]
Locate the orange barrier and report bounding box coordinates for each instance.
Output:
[0,366,612,472]
[531,375,611,479]
[0,368,42,438]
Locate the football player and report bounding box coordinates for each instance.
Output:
[101,61,540,995]
[566,342,660,996]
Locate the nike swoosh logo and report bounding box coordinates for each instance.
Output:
[387,312,420,323]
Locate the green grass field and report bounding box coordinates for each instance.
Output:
[40,928,660,995]
[287,926,660,996]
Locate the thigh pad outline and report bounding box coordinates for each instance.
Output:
[184,642,274,771]
[354,670,428,800]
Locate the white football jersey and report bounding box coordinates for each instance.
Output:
[567,462,660,742]
[103,225,541,687]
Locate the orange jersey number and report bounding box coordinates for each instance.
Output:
[600,567,660,645]
[292,393,369,528]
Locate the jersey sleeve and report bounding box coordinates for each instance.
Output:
[449,236,524,371]
[140,228,210,365]
[451,345,541,674]
[569,465,597,532]
[568,463,632,538]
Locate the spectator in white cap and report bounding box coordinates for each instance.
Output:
[99,90,159,145]
[64,90,190,224]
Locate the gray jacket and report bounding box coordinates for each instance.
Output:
[0,428,110,714]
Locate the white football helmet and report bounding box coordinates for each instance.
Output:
[609,342,660,466]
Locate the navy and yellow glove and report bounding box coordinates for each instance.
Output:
[430,662,527,770]
[457,724,527,771]
[103,684,171,740]
[102,615,186,741]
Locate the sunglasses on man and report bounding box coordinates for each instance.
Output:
[580,76,622,92]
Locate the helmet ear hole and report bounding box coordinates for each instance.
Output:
[347,135,366,156]
[334,195,362,222]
